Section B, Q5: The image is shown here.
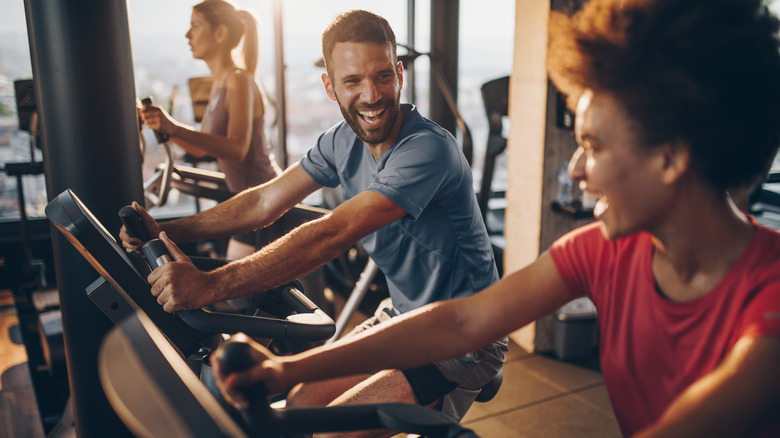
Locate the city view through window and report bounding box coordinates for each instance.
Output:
[0,0,514,220]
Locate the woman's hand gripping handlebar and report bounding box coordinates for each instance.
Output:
[212,334,481,438]
[212,334,284,411]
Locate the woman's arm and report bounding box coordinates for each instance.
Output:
[636,335,780,437]
[140,70,257,161]
[218,252,574,397]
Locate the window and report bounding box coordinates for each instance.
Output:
[0,1,515,219]
[0,1,39,220]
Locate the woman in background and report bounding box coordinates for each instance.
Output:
[140,0,281,260]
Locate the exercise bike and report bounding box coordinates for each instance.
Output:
[45,189,479,437]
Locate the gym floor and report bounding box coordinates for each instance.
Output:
[0,289,46,438]
[0,288,621,438]
[459,340,620,437]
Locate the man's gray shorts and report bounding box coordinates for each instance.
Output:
[347,297,508,420]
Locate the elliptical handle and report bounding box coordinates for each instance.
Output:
[140,96,170,144]
[119,205,150,242]
[214,334,273,435]
[214,333,264,375]
[141,239,172,271]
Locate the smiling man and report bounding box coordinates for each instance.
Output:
[120,9,506,434]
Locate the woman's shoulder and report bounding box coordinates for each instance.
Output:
[742,221,780,271]
[552,224,652,263]
[225,68,254,89]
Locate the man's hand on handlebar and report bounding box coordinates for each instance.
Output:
[211,335,289,410]
[148,232,217,313]
[119,202,161,252]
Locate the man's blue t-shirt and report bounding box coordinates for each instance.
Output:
[300,104,498,313]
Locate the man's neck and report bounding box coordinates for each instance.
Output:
[364,107,405,161]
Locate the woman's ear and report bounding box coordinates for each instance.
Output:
[660,139,691,185]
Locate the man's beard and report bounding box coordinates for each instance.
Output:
[336,93,401,145]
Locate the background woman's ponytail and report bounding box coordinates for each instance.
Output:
[237,9,258,75]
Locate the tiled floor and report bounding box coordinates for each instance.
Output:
[461,340,621,437]
[0,290,46,438]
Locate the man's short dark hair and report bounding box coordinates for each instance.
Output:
[321,10,398,77]
[548,0,780,192]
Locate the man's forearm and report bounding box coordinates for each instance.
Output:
[160,188,269,244]
[207,214,355,302]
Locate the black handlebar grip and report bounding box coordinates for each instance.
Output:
[215,334,261,375]
[118,205,150,242]
[215,334,270,430]
[140,96,170,144]
[141,239,172,271]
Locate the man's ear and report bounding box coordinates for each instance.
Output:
[322,73,337,102]
[660,140,691,185]
[397,60,404,91]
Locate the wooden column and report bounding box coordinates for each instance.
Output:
[506,0,590,351]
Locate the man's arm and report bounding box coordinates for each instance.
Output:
[216,252,573,400]
[636,335,780,438]
[150,187,409,312]
[165,163,317,243]
[120,163,318,251]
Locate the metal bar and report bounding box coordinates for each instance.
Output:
[326,258,379,344]
[406,0,416,104]
[273,0,288,168]
[430,56,473,165]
